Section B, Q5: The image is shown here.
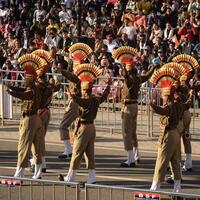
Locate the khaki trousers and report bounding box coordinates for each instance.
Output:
[153,127,182,182]
[60,99,79,140]
[38,109,50,156]
[18,114,42,167]
[182,110,191,153]
[70,124,96,170]
[121,103,138,150]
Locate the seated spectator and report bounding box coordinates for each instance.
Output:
[150,23,163,44]
[81,20,93,37]
[69,16,78,36]
[85,9,97,27]
[32,31,45,49]
[20,28,32,50]
[19,2,32,23]
[147,9,161,28]
[46,4,60,23]
[60,29,73,50]
[163,22,174,41]
[33,3,47,23]
[30,14,47,38]
[157,49,166,64]
[121,7,135,24]
[178,18,198,43]
[5,32,18,52]
[102,17,118,38]
[117,17,137,41]
[44,27,62,50]
[134,9,147,29]
[166,41,180,62]
[0,2,9,18]
[111,6,123,28]
[103,34,119,54]
[59,2,72,25]
[2,59,16,81]
[13,39,26,60]
[99,5,109,26]
[137,33,152,53]
[4,18,17,38]
[118,33,135,47]
[46,17,61,35]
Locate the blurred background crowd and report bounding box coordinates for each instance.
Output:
[0,0,200,102]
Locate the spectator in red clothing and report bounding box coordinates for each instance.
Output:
[0,17,5,38]
[178,18,198,43]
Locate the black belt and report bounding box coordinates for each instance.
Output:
[122,99,138,105]
[80,120,94,124]
[22,112,37,117]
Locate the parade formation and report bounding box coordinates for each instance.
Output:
[0,0,200,196]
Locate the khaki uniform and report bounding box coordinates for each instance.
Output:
[60,70,81,141]
[122,69,154,150]
[151,102,190,182]
[182,110,191,153]
[70,85,110,169]
[60,98,79,140]
[8,85,42,167]
[178,85,192,154]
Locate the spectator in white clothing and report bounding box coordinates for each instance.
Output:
[59,2,72,25]
[103,34,119,54]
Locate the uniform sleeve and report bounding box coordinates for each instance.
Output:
[151,103,170,116]
[72,95,90,108]
[9,86,26,92]
[61,69,80,84]
[8,89,34,100]
[139,65,155,83]
[123,68,134,88]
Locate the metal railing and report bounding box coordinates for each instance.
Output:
[1,71,200,138]
[85,183,200,200]
[0,176,80,200]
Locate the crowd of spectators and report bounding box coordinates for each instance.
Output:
[0,0,200,102]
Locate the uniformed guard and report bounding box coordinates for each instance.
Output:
[149,67,193,193]
[7,65,43,180]
[29,50,59,173]
[58,43,93,159]
[112,46,156,167]
[59,64,111,184]
[179,74,193,171]
[172,54,199,171]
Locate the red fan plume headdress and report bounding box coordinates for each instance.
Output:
[18,54,48,78]
[68,43,93,66]
[112,46,139,70]
[161,62,186,77]
[32,49,53,64]
[172,54,199,73]
[73,64,102,89]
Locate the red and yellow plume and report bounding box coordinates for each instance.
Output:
[172,54,199,73]
[18,54,47,70]
[112,46,139,64]
[150,67,178,88]
[74,64,102,89]
[68,43,93,65]
[32,49,53,64]
[162,62,186,77]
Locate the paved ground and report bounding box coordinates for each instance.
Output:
[0,124,200,200]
